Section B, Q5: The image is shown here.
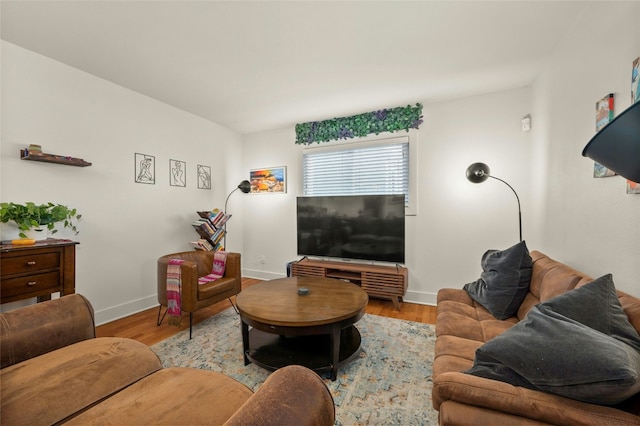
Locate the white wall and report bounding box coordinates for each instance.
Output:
[0,41,244,323]
[241,88,533,305]
[531,1,640,295]
[241,1,640,300]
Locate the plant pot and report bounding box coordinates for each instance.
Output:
[25,227,49,241]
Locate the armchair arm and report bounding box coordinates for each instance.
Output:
[157,256,199,311]
[224,365,335,426]
[0,294,95,369]
[223,252,242,294]
[433,372,640,426]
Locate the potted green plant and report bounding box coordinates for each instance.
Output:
[0,202,81,239]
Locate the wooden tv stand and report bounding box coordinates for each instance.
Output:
[290,258,408,310]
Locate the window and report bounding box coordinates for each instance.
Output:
[302,133,417,214]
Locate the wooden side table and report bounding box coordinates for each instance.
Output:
[0,239,78,304]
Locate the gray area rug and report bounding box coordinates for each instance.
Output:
[151,309,439,425]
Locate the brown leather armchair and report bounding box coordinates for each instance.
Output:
[157,251,241,338]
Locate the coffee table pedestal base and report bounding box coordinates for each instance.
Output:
[243,325,361,380]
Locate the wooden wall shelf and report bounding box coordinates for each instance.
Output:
[20,150,92,167]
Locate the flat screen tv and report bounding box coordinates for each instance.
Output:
[296,194,405,264]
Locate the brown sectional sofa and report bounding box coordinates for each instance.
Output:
[433,250,640,425]
[0,294,335,425]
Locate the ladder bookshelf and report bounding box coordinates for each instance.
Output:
[190,209,231,251]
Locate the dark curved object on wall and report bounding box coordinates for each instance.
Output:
[582,101,640,183]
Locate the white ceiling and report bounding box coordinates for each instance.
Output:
[1,1,590,134]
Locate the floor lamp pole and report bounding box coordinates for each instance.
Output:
[487,175,522,242]
[466,162,523,242]
[222,180,251,249]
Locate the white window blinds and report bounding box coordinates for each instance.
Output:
[302,137,409,205]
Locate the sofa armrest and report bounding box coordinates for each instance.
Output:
[0,294,96,369]
[433,372,640,426]
[224,365,335,426]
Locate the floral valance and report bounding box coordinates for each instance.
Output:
[295,103,423,145]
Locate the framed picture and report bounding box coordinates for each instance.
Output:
[595,93,614,132]
[632,56,639,103]
[249,166,287,193]
[627,180,640,195]
[197,165,211,190]
[593,93,616,178]
[134,153,155,184]
[170,159,186,187]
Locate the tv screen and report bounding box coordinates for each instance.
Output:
[296,194,405,264]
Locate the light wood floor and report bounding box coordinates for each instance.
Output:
[96,278,437,346]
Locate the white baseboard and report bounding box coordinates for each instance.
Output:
[403,289,437,306]
[94,295,158,326]
[242,268,287,281]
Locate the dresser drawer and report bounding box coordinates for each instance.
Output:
[1,252,61,276]
[1,271,61,299]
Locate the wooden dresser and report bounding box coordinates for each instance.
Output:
[1,239,78,304]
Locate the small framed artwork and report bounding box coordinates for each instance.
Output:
[197,165,211,190]
[627,58,639,195]
[593,93,616,178]
[595,93,614,132]
[632,56,639,103]
[170,159,186,187]
[134,153,155,184]
[249,166,287,193]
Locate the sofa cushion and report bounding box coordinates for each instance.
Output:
[0,337,162,425]
[65,368,254,425]
[466,274,640,405]
[463,241,532,320]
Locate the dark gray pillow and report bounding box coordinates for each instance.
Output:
[463,240,532,319]
[466,274,640,405]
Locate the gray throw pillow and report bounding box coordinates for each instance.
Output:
[465,274,640,405]
[463,240,532,320]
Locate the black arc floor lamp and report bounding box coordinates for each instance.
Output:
[223,180,251,248]
[582,101,640,183]
[466,162,523,242]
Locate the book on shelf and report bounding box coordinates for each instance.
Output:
[190,239,214,251]
[212,210,226,225]
[210,227,225,244]
[198,209,225,223]
[192,221,215,238]
[193,227,209,240]
[191,208,229,252]
[193,211,231,231]
[216,213,232,228]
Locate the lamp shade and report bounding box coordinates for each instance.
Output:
[238,180,251,193]
[466,162,491,183]
[582,101,640,183]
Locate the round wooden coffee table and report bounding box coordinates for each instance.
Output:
[236,276,368,380]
